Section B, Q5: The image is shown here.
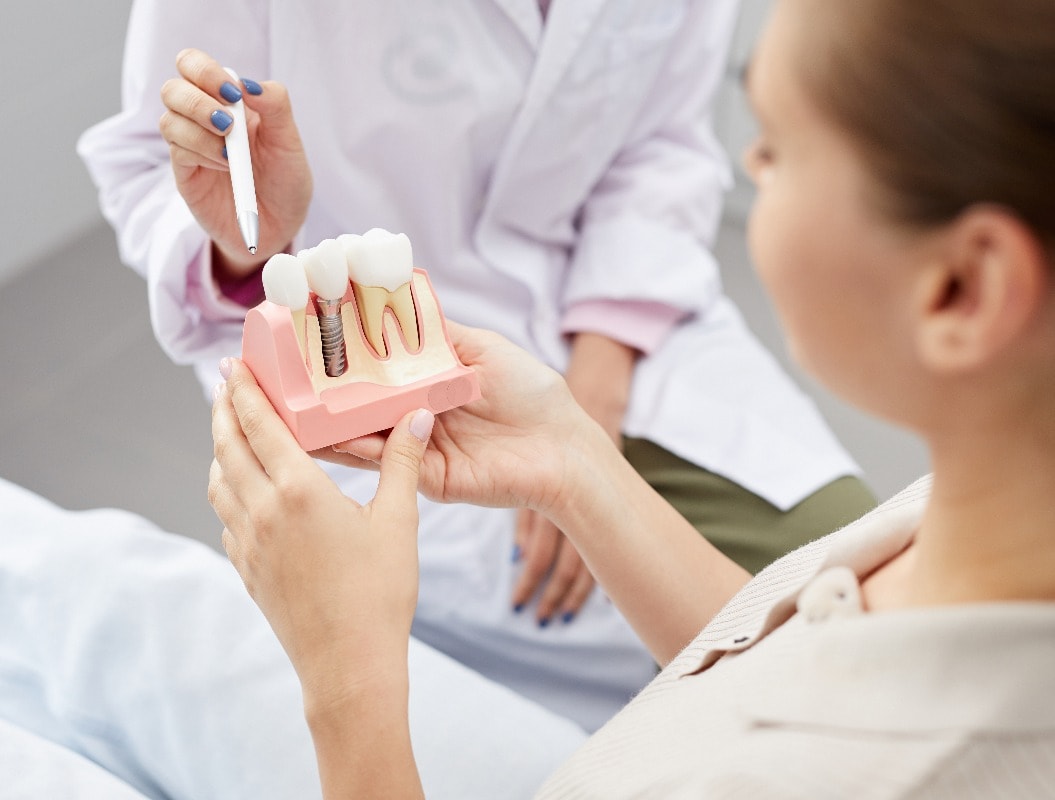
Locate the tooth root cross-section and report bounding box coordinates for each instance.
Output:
[352,282,420,358]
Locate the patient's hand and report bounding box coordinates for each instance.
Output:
[209,357,431,694]
[327,323,597,520]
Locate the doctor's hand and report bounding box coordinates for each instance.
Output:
[159,48,312,281]
[327,323,596,520]
[511,333,636,625]
[209,357,429,699]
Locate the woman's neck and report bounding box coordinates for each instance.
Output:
[863,421,1055,611]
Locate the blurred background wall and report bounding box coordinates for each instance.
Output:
[0,1,134,283]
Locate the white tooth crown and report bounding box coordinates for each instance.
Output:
[262,253,309,309]
[342,228,414,291]
[303,238,349,300]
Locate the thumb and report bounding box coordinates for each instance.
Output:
[374,409,435,511]
[242,80,299,128]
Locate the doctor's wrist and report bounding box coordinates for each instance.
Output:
[211,240,269,282]
[211,240,297,305]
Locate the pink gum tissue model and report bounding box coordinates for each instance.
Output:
[242,228,480,451]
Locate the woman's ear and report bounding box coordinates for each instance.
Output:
[914,206,1048,374]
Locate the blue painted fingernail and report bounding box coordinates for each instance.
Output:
[538,617,551,628]
[219,81,242,103]
[241,78,263,96]
[211,110,234,132]
[562,611,575,624]
[221,146,228,160]
[511,544,521,563]
[513,603,524,614]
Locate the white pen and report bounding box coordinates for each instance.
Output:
[222,67,259,255]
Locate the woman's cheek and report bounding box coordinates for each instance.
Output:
[746,188,782,290]
[746,192,810,340]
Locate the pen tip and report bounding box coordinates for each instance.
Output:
[248,246,257,255]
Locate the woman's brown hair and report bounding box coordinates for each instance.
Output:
[795,0,1055,254]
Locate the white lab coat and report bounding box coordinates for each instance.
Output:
[79,0,859,731]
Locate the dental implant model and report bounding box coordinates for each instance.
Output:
[242,229,480,451]
[302,239,349,378]
[261,252,310,358]
[340,229,419,357]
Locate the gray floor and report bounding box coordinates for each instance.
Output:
[0,216,930,552]
[0,223,219,547]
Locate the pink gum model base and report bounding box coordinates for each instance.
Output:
[242,269,480,452]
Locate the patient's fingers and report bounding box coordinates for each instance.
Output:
[208,457,247,530]
[220,527,244,573]
[444,320,500,367]
[222,358,312,479]
[211,381,270,499]
[329,431,387,464]
[313,445,382,472]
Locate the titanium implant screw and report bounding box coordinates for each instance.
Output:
[315,297,347,377]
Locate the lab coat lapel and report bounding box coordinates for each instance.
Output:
[519,0,608,125]
[489,0,544,49]
[483,0,610,211]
